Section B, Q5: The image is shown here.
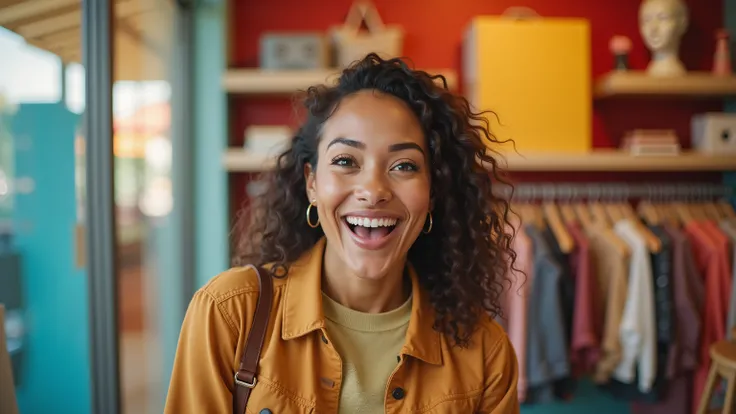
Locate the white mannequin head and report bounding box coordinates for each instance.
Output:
[639,0,689,76]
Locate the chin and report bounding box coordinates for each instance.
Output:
[644,37,660,47]
[335,213,417,279]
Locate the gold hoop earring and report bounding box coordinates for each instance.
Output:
[306,201,320,228]
[423,212,433,234]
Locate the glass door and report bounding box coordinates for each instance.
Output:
[112,1,193,413]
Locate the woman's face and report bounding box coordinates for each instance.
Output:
[305,90,431,281]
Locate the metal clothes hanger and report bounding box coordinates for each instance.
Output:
[541,185,575,253]
[637,185,661,226]
[558,185,578,225]
[617,186,662,253]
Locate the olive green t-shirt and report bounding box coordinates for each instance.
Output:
[322,293,412,414]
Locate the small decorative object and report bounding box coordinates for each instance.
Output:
[621,129,681,156]
[639,0,689,77]
[713,29,732,76]
[259,33,329,70]
[244,125,292,156]
[609,35,632,71]
[691,113,736,155]
[330,1,404,68]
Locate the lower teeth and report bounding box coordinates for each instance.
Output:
[348,223,396,235]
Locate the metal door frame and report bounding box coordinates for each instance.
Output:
[83,0,195,412]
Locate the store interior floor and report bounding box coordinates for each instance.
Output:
[118,241,164,414]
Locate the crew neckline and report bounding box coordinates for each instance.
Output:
[322,292,412,332]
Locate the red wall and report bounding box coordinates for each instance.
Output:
[228,0,724,217]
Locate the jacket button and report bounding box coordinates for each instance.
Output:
[392,387,405,400]
[259,409,272,414]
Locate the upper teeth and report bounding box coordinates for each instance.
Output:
[346,216,398,228]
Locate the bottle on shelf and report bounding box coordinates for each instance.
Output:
[713,29,732,76]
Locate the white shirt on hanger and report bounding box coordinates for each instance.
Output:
[611,219,657,392]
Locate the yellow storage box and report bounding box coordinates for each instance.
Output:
[463,13,591,154]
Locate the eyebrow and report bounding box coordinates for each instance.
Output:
[388,142,424,155]
[327,137,365,150]
[326,137,425,155]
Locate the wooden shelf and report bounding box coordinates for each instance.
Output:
[224,148,736,173]
[495,150,736,171]
[594,70,736,99]
[223,149,277,172]
[222,68,458,95]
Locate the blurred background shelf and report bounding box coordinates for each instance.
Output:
[224,148,736,173]
[223,149,276,172]
[594,71,736,99]
[222,68,458,95]
[495,150,736,171]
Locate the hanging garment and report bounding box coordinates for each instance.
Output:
[502,225,534,402]
[566,223,601,375]
[612,219,657,393]
[720,221,736,338]
[541,226,577,401]
[629,225,704,414]
[606,226,671,405]
[648,226,675,350]
[523,225,570,404]
[586,226,630,384]
[685,221,731,414]
[662,225,703,376]
[701,221,732,311]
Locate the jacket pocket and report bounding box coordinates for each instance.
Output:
[244,375,314,414]
[423,399,477,414]
[414,390,483,414]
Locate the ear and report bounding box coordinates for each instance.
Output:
[304,162,317,203]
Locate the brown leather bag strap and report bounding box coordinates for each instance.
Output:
[233,265,274,414]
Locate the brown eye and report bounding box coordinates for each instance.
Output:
[391,162,419,172]
[331,155,357,168]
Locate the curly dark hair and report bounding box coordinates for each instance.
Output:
[234,53,516,347]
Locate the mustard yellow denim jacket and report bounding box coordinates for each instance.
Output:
[165,238,519,413]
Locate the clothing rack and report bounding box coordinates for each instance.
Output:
[495,182,735,201]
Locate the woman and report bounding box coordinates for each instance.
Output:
[165,53,519,414]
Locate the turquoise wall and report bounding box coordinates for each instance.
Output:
[194,0,229,289]
[11,103,91,413]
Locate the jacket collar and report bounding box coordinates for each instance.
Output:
[281,238,443,365]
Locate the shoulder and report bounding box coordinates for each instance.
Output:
[199,265,288,303]
[474,314,517,364]
[184,266,288,339]
[472,316,520,411]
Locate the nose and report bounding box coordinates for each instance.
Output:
[355,169,392,206]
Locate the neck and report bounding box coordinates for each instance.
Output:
[647,48,686,76]
[321,244,409,314]
[652,47,679,62]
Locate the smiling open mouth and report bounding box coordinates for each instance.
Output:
[344,216,398,240]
